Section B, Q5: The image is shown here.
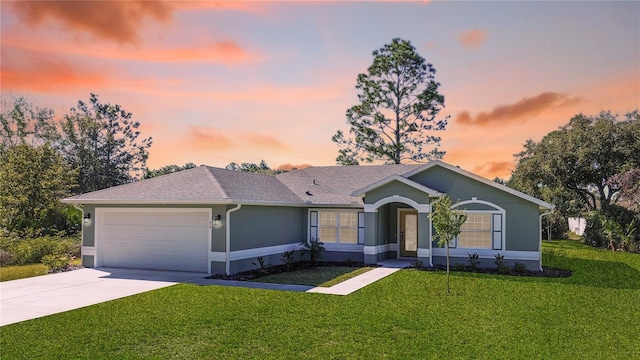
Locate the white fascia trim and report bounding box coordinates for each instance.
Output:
[81,247,96,256]
[363,244,390,255]
[62,199,234,205]
[216,243,301,262]
[417,248,430,258]
[352,174,443,197]
[431,248,540,261]
[365,195,430,213]
[324,243,364,253]
[402,160,554,210]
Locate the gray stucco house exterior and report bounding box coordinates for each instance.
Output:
[62,160,553,275]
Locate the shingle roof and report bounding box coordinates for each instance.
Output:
[62,166,302,204]
[276,164,421,205]
[62,161,552,210]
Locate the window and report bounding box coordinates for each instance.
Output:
[310,210,363,244]
[456,213,503,249]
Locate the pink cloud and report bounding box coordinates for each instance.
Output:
[458,29,488,49]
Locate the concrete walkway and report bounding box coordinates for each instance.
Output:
[193,266,403,296]
[306,267,399,295]
[1,268,206,326]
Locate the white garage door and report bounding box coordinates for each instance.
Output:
[98,208,210,272]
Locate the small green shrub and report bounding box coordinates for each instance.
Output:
[494,253,505,268]
[467,252,480,270]
[513,262,527,274]
[281,250,295,269]
[252,256,270,274]
[300,238,325,265]
[42,253,73,272]
[412,260,424,269]
[498,265,511,275]
[452,263,465,271]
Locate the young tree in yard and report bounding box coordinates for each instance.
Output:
[0,144,78,235]
[430,196,467,294]
[55,94,152,193]
[332,38,448,165]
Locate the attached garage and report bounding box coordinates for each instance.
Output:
[96,208,211,273]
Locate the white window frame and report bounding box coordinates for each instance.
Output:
[308,209,364,244]
[449,198,506,251]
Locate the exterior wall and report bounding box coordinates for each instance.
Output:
[410,166,540,252]
[230,205,304,251]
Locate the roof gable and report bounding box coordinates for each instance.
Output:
[352,174,443,197]
[403,160,554,210]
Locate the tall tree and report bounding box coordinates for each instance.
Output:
[0,144,77,235]
[144,163,197,179]
[55,94,152,193]
[332,38,448,165]
[430,196,467,294]
[0,96,57,152]
[509,110,640,213]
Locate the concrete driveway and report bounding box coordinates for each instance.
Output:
[0,267,206,326]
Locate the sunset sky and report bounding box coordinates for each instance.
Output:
[1,1,638,179]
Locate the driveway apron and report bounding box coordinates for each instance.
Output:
[0,268,206,326]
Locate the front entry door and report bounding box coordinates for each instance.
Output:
[400,210,418,257]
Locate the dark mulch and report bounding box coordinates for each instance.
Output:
[208,260,572,281]
[416,265,572,278]
[207,261,373,282]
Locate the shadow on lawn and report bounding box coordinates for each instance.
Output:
[485,256,640,290]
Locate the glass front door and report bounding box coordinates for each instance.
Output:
[400,210,418,257]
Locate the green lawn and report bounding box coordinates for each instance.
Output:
[0,263,48,282]
[1,240,639,359]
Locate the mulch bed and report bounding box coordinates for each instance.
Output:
[208,261,572,281]
[416,265,572,278]
[207,261,372,282]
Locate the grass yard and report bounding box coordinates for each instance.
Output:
[0,263,48,282]
[1,240,639,359]
[251,266,375,287]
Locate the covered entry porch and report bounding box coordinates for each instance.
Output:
[352,175,443,267]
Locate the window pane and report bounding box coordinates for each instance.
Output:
[458,231,492,248]
[340,213,357,227]
[341,228,358,244]
[461,213,491,231]
[319,227,337,243]
[319,212,337,227]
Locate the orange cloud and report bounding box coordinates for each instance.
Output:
[0,49,107,92]
[456,92,583,127]
[473,161,513,179]
[10,1,173,44]
[186,126,291,152]
[277,163,312,171]
[459,29,487,49]
[243,134,290,151]
[188,126,234,151]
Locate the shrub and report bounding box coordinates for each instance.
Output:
[252,256,270,274]
[412,260,424,269]
[0,235,80,266]
[513,262,527,274]
[494,253,510,274]
[42,253,73,272]
[0,249,13,266]
[281,250,295,269]
[299,238,325,265]
[467,252,480,271]
[452,263,465,271]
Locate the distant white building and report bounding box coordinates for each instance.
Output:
[568,217,587,236]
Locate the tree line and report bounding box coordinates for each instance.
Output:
[0,94,152,236]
